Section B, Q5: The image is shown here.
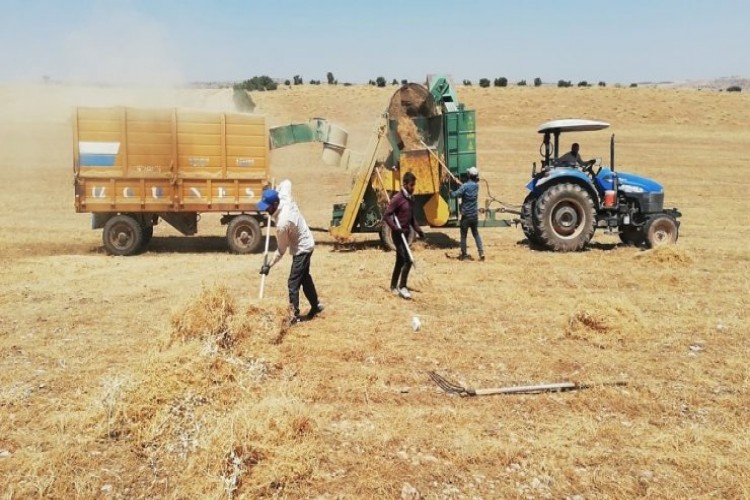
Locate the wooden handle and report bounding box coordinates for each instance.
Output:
[473,382,578,395]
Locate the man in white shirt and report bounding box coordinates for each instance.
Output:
[258,180,324,324]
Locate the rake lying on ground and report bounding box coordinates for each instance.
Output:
[428,371,627,396]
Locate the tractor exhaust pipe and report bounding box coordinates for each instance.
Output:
[610,134,615,172]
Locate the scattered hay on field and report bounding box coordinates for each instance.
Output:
[170,285,289,350]
[171,285,235,346]
[397,116,424,150]
[107,344,320,498]
[635,245,693,265]
[565,299,645,348]
[91,285,317,497]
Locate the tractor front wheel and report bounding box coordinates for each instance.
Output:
[534,183,596,252]
[644,214,679,248]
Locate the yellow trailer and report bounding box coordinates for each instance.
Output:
[73,107,270,255]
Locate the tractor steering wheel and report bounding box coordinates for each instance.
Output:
[583,157,602,177]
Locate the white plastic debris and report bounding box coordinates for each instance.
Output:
[411,316,421,332]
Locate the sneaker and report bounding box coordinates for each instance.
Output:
[398,287,412,300]
[391,287,400,296]
[458,254,468,261]
[479,255,485,261]
[306,303,325,320]
[290,315,304,326]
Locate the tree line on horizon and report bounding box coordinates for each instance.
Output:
[233,73,743,92]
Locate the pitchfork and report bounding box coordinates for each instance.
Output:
[428,371,627,396]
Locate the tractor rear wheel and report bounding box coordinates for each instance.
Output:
[226,215,262,254]
[521,193,544,246]
[534,183,596,252]
[103,214,143,256]
[644,214,679,248]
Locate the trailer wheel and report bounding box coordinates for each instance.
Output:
[103,215,144,256]
[535,183,596,252]
[379,223,415,251]
[227,215,262,254]
[644,214,679,248]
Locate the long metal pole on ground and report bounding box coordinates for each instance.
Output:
[258,211,272,299]
[259,180,275,300]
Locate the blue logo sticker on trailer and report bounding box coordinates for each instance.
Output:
[79,141,120,167]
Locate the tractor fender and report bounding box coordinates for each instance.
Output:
[529,170,601,205]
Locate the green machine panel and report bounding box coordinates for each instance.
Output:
[444,110,477,175]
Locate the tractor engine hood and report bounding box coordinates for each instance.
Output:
[608,170,663,194]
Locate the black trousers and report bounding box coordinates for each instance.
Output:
[288,251,318,316]
[390,231,412,289]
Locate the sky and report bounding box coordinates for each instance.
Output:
[0,0,748,86]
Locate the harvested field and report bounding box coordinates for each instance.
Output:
[1,83,749,498]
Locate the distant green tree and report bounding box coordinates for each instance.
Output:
[558,80,572,88]
[327,72,335,84]
[598,81,606,87]
[376,76,386,87]
[727,85,742,92]
[392,79,399,85]
[534,77,542,87]
[517,80,527,86]
[577,80,589,87]
[630,83,638,88]
[234,75,277,91]
[463,79,472,86]
[479,78,491,88]
[369,80,376,86]
[309,79,321,85]
[293,75,303,85]
[493,77,508,87]
[284,79,291,86]
[401,79,408,85]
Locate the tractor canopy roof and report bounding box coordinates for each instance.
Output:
[537,119,610,134]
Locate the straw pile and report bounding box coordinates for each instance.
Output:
[635,245,693,265]
[565,298,645,348]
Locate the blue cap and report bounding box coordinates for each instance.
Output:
[256,189,279,211]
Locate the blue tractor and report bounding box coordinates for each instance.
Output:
[520,119,681,251]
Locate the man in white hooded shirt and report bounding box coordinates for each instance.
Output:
[258,180,324,324]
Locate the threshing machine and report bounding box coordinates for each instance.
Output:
[325,75,511,248]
